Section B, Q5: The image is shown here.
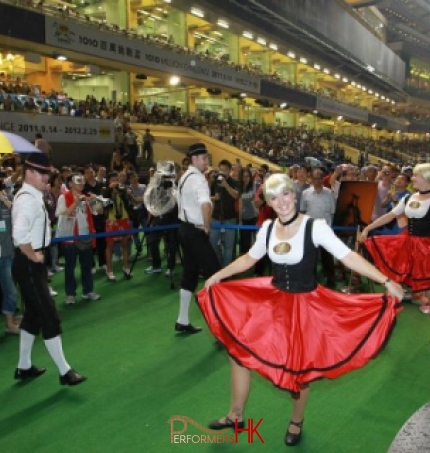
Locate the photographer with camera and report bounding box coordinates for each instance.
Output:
[209,159,240,267]
[56,174,101,304]
[144,162,178,276]
[103,171,133,281]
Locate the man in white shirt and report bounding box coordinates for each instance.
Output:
[176,143,220,334]
[300,168,336,288]
[12,153,86,386]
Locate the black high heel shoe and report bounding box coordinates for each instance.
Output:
[285,419,304,446]
[208,416,244,430]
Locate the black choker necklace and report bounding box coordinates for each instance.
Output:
[419,189,430,195]
[279,211,299,226]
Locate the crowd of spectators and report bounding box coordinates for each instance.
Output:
[6,0,415,122]
[1,68,428,170]
[330,133,428,166]
[196,123,344,168]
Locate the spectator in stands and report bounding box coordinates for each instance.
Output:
[124,126,138,169]
[143,128,155,161]
[24,97,38,113]
[114,112,125,144]
[34,133,52,157]
[110,148,123,172]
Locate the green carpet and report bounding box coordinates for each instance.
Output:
[1,258,429,453]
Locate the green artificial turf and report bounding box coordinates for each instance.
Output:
[1,257,429,453]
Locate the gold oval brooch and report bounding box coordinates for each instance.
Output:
[273,242,292,254]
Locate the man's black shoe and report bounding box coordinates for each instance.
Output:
[14,365,46,381]
[175,322,202,334]
[60,369,87,386]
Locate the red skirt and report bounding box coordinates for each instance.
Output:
[197,278,401,393]
[364,233,430,292]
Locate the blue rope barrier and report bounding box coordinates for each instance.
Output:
[51,222,359,243]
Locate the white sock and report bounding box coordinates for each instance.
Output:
[177,289,193,325]
[44,336,71,376]
[18,330,36,369]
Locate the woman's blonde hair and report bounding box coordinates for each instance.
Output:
[414,163,430,183]
[263,173,295,200]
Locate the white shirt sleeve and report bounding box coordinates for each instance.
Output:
[195,176,211,205]
[12,196,33,246]
[391,194,408,216]
[311,219,351,260]
[55,195,67,217]
[248,219,272,260]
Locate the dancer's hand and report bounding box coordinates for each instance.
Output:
[385,280,404,300]
[358,228,369,242]
[205,274,221,289]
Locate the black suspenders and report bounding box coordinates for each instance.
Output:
[178,173,195,223]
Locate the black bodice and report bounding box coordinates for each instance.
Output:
[270,219,318,293]
[408,204,430,237]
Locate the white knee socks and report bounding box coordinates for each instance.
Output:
[17,330,36,369]
[177,289,193,325]
[44,336,71,376]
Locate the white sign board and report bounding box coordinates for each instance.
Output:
[45,17,261,94]
[0,111,114,144]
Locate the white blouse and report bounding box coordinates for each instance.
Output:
[248,216,351,264]
[392,193,430,219]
